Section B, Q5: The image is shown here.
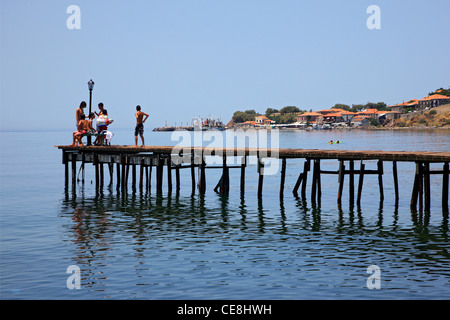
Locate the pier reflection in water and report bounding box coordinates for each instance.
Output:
[60,185,450,299]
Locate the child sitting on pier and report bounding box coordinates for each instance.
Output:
[70,113,95,146]
[94,109,114,146]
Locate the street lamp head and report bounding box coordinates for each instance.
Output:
[88,79,95,91]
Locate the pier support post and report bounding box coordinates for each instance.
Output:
[257,156,264,198]
[240,156,246,196]
[349,160,355,206]
[337,160,345,206]
[301,159,310,200]
[280,158,286,199]
[116,162,120,190]
[410,162,423,211]
[94,154,99,188]
[132,164,136,190]
[190,154,196,194]
[377,160,384,202]
[293,159,309,198]
[424,162,431,212]
[443,162,449,213]
[63,151,69,187]
[311,159,321,204]
[357,162,365,207]
[220,155,230,195]
[71,153,76,188]
[108,163,113,185]
[393,161,399,206]
[156,155,164,193]
[100,163,104,186]
[175,164,180,192]
[167,154,172,194]
[198,156,206,194]
[121,156,127,190]
[139,159,144,191]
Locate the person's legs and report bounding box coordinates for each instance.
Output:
[140,133,145,147]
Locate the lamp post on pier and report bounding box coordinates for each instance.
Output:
[87,79,95,146]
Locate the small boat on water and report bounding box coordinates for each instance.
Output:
[153,116,225,132]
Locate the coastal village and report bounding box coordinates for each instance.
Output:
[227,88,450,130]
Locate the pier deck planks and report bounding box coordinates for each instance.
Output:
[57,145,450,162]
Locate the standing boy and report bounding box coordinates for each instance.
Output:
[134,105,149,147]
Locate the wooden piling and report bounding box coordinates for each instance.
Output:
[190,155,196,193]
[357,162,365,207]
[280,158,286,199]
[108,163,113,185]
[116,163,120,190]
[393,161,399,205]
[443,162,449,212]
[311,159,318,204]
[156,155,164,193]
[337,160,345,205]
[132,164,136,190]
[377,160,384,202]
[121,157,126,190]
[175,164,181,192]
[410,162,422,211]
[424,162,431,212]
[257,156,264,198]
[167,155,172,194]
[240,156,246,196]
[301,159,310,199]
[100,163,104,186]
[139,159,144,191]
[71,153,76,187]
[94,154,99,188]
[198,157,206,194]
[63,151,69,187]
[349,160,355,206]
[220,155,230,195]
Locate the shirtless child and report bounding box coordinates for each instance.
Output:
[70,112,95,146]
[134,105,149,147]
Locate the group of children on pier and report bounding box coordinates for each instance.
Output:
[70,101,149,147]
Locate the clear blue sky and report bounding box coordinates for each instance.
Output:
[1,0,449,130]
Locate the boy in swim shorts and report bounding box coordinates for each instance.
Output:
[134,105,149,147]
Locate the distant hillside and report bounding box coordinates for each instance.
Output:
[429,88,450,97]
[391,103,450,128]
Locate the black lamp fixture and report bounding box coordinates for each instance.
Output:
[87,79,95,145]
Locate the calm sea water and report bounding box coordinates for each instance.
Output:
[0,128,449,300]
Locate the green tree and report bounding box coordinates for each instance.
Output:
[265,108,279,116]
[280,106,300,114]
[232,110,256,123]
[278,113,297,124]
[332,104,350,111]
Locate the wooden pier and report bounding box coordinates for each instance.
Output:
[56,145,450,213]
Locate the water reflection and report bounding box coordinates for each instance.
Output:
[60,185,449,296]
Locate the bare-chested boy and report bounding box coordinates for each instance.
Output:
[134,105,149,147]
[70,112,95,146]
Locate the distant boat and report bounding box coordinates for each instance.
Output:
[191,116,225,131]
[153,116,224,132]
